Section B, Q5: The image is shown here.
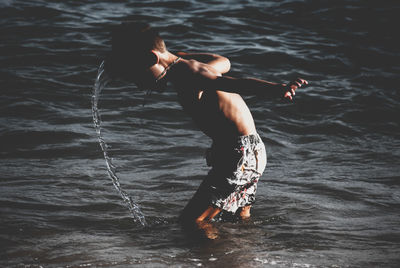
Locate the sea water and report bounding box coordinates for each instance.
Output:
[1,0,399,267]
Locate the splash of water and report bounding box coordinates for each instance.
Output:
[91,61,147,226]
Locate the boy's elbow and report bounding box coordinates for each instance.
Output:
[223,57,231,73]
[217,56,230,74]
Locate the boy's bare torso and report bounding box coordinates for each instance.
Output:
[168,58,256,143]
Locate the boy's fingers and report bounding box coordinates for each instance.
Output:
[283,78,308,101]
[284,91,293,100]
[290,80,302,88]
[296,78,308,85]
[289,84,298,94]
[288,78,308,91]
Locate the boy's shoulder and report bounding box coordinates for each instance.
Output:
[172,59,220,79]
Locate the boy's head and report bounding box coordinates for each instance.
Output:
[105,22,166,86]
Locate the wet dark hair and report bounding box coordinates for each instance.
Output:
[105,22,166,80]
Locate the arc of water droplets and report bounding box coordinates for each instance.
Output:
[91,61,147,226]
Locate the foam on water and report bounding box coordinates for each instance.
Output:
[91,61,147,226]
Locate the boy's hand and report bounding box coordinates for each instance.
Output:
[283,78,308,101]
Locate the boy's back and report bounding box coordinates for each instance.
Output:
[168,58,257,143]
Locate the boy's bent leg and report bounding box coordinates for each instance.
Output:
[179,177,216,224]
[196,206,221,223]
[179,184,222,239]
[195,206,221,240]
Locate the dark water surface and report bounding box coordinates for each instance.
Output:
[1,0,400,267]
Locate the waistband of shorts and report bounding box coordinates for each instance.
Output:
[237,133,262,144]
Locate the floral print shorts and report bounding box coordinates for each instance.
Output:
[202,133,267,213]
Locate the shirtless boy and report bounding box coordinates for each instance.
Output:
[106,23,307,233]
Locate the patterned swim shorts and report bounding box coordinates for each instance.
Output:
[202,133,267,214]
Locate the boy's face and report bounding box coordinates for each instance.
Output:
[112,50,166,90]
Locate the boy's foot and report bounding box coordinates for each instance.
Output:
[239,205,251,219]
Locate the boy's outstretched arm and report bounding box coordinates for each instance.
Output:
[176,51,231,75]
[219,76,307,100]
[195,68,307,100]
